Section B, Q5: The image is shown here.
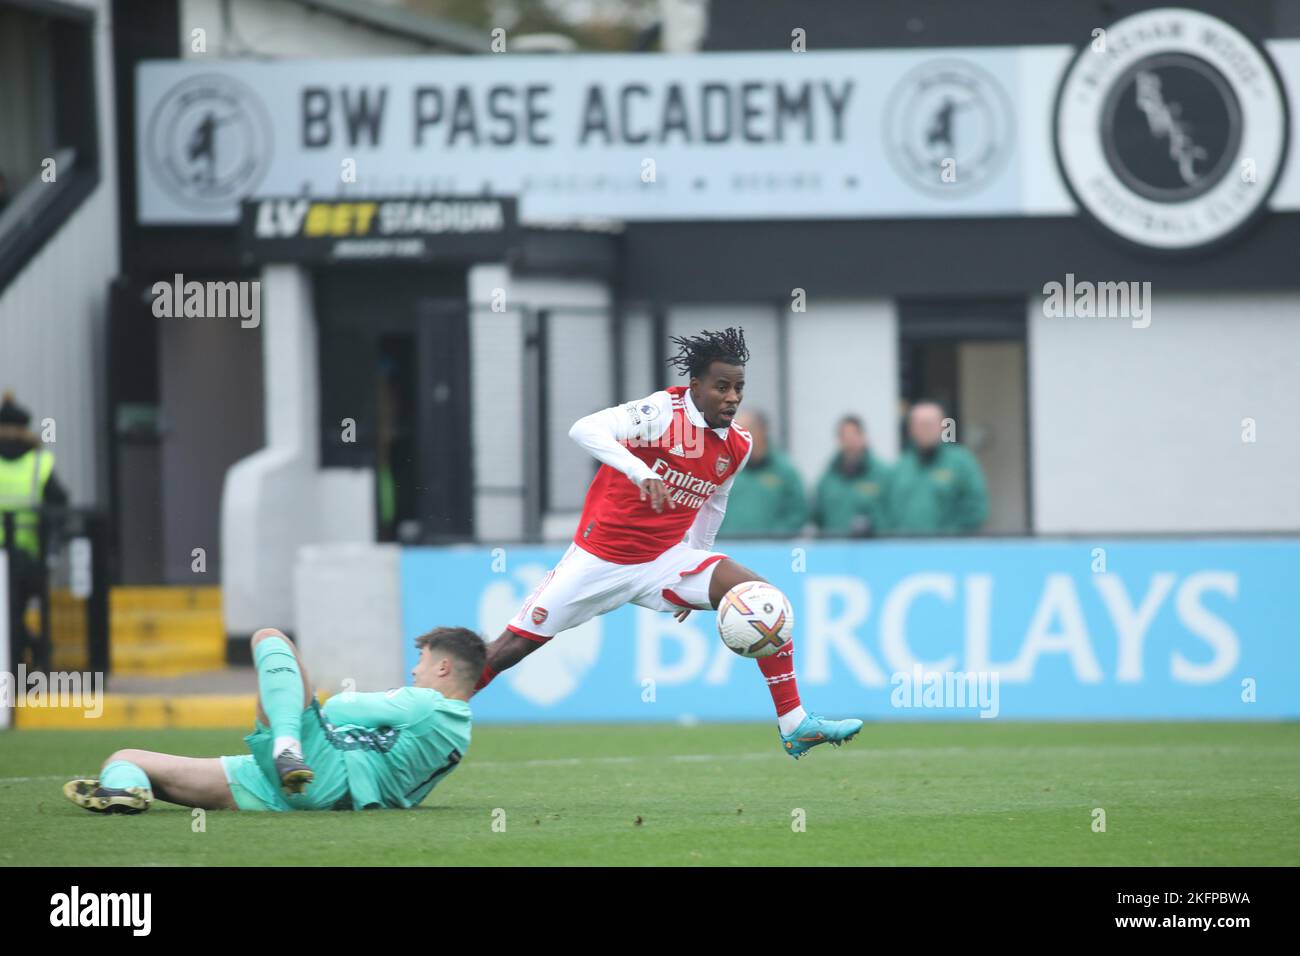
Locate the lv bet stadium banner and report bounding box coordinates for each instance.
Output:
[400,539,1300,723]
[139,7,1300,250]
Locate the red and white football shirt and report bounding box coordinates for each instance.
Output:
[569,386,753,565]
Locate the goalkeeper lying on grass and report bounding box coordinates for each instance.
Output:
[63,626,484,813]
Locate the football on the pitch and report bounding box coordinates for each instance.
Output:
[716,582,793,658]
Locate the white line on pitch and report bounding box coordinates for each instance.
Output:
[465,742,1276,770]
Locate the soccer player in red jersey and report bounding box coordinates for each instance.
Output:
[476,328,862,758]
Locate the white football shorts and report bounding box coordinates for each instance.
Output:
[507,541,726,642]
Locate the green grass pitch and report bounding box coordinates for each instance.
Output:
[2,721,1297,866]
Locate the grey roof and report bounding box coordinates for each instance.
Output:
[287,0,489,53]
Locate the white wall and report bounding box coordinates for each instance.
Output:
[786,300,898,492]
[1030,292,1300,533]
[294,543,405,695]
[0,0,118,507]
[222,264,374,635]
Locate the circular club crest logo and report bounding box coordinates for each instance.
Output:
[1055,8,1288,251]
[146,74,273,211]
[885,59,1015,197]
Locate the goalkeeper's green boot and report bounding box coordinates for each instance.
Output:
[274,749,314,794]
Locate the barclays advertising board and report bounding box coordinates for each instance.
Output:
[399,539,1300,722]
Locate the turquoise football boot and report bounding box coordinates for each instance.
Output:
[780,713,864,759]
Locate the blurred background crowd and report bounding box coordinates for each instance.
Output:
[721,400,988,539]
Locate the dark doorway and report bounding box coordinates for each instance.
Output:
[898,299,1030,534]
[107,275,265,584]
[316,267,473,543]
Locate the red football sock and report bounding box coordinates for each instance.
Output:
[757,641,801,717]
[474,663,497,692]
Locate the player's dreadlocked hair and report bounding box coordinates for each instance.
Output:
[667,327,749,379]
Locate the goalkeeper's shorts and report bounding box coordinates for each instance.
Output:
[220,700,352,812]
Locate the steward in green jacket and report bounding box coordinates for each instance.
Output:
[719,411,807,538]
[813,415,891,536]
[885,402,988,534]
